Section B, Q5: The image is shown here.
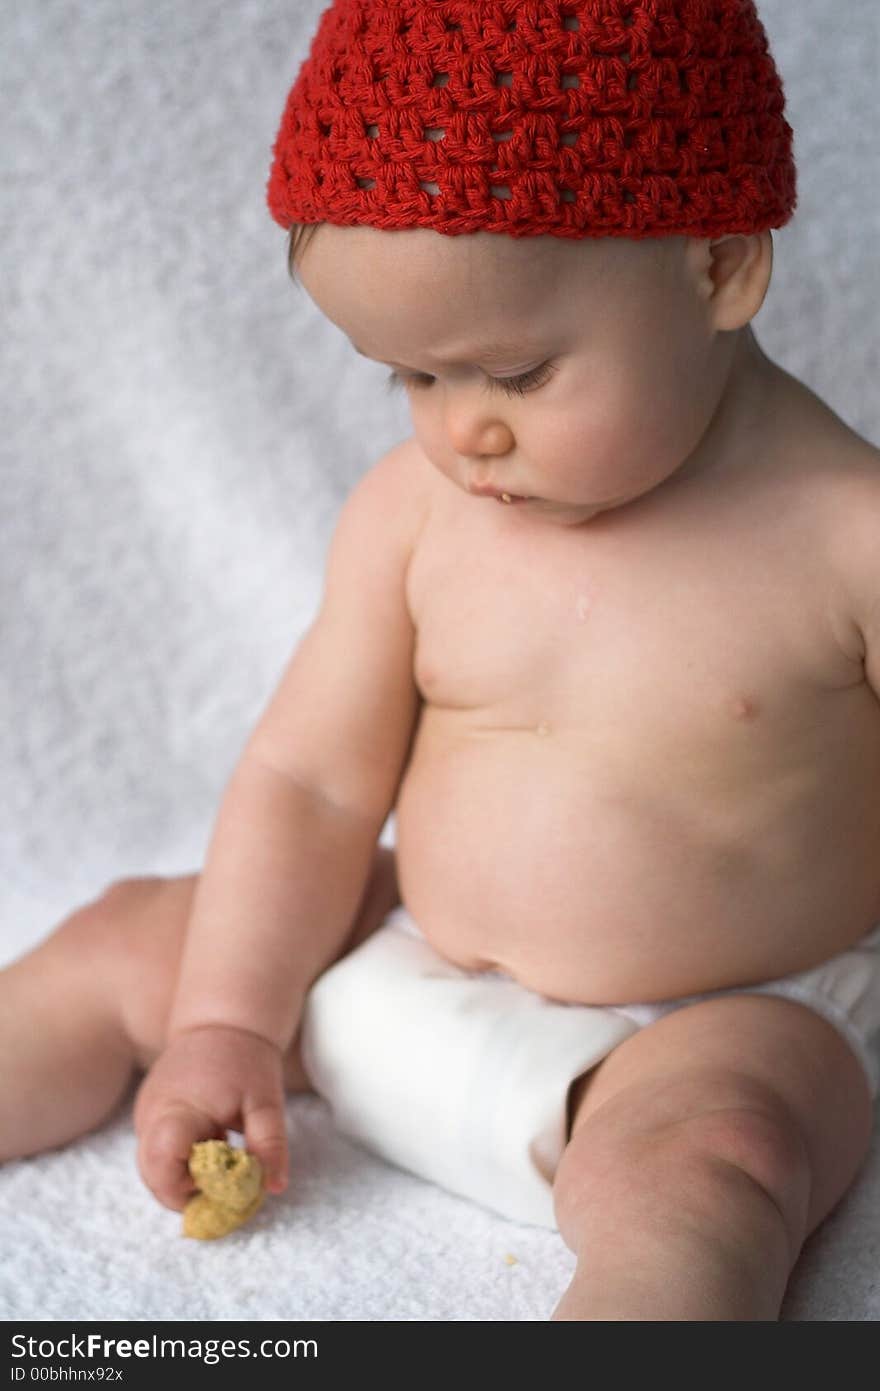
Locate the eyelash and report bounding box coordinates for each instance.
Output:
[385,362,558,398]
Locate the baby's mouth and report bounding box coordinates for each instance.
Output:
[467,480,531,502]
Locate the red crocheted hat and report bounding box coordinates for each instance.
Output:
[267,0,796,240]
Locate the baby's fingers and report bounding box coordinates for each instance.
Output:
[137,1103,223,1211]
[243,1097,288,1195]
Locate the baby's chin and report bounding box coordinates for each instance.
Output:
[502,493,642,526]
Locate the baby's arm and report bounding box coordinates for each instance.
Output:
[134,442,425,1209]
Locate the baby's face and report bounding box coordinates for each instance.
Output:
[298,225,725,526]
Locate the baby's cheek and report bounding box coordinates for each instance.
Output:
[576,402,683,493]
[543,413,632,492]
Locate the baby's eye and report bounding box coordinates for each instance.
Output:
[485,362,558,397]
[386,370,435,394]
[385,363,558,398]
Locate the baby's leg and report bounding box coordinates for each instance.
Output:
[552,993,874,1321]
[0,847,399,1163]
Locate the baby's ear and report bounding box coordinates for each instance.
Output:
[692,232,773,332]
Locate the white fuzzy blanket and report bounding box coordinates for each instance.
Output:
[2,0,878,1320]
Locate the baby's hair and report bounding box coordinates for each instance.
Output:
[286,223,320,285]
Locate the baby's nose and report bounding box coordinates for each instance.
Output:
[450,418,515,459]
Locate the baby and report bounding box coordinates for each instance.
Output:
[3,0,880,1321]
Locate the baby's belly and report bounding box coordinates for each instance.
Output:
[394,713,880,1003]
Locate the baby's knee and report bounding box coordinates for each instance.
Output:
[553,1082,809,1261]
[60,876,190,957]
[56,876,198,1061]
[60,875,163,935]
[96,874,166,908]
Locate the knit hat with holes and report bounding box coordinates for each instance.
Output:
[266,0,796,240]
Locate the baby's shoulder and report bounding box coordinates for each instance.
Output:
[339,435,434,552]
[367,433,433,489]
[752,370,880,649]
[772,372,880,526]
[795,412,880,638]
[804,420,880,539]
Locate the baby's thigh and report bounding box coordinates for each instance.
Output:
[66,876,197,1072]
[67,847,400,1084]
[69,876,312,1090]
[560,993,874,1245]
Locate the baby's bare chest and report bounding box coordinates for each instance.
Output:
[396,475,880,993]
[405,495,863,775]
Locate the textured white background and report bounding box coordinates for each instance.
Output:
[1,0,878,1320]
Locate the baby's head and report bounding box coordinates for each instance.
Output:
[267,1,796,525]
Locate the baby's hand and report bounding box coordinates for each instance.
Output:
[133,1025,287,1211]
